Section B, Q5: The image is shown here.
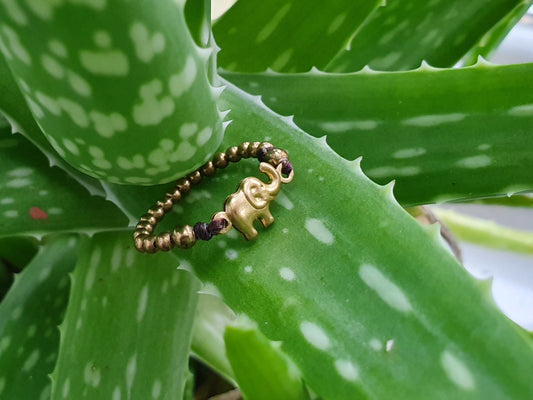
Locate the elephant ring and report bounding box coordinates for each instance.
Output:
[133,141,294,253]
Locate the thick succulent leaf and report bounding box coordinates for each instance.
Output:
[225,320,308,400]
[0,235,79,400]
[473,195,533,208]
[1,52,105,195]
[191,293,235,381]
[434,208,533,254]
[97,81,533,399]
[0,0,223,184]
[223,62,533,205]
[51,231,200,400]
[213,0,381,72]
[462,2,533,65]
[0,129,128,238]
[326,0,531,72]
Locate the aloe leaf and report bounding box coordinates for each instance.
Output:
[473,195,533,208]
[225,319,309,400]
[0,235,79,400]
[462,2,533,65]
[213,0,381,72]
[223,61,533,205]
[434,207,533,254]
[0,0,223,184]
[94,81,533,399]
[51,231,200,400]
[1,55,106,196]
[0,129,128,238]
[326,0,531,72]
[191,293,235,381]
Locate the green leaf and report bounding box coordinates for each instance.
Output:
[326,0,531,72]
[0,235,79,400]
[0,54,106,196]
[434,207,533,254]
[223,62,533,205]
[462,2,533,65]
[0,129,128,238]
[213,0,381,72]
[96,81,533,399]
[0,0,223,184]
[225,319,308,400]
[51,231,200,400]
[191,293,236,381]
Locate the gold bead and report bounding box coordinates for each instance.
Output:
[265,148,289,166]
[157,197,173,212]
[169,189,181,202]
[134,236,146,252]
[156,233,172,252]
[172,225,196,249]
[135,221,153,233]
[213,152,229,169]
[140,213,157,225]
[199,161,216,177]
[133,229,149,240]
[176,178,191,193]
[187,170,202,184]
[226,146,241,162]
[237,142,251,158]
[143,237,158,254]
[148,206,164,219]
[248,142,261,157]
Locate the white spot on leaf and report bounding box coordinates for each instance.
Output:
[279,267,295,281]
[305,218,334,245]
[334,359,358,381]
[440,350,475,390]
[300,321,331,350]
[359,264,412,313]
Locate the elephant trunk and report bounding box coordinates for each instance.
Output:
[262,163,282,197]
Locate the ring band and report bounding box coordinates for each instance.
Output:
[133,141,294,253]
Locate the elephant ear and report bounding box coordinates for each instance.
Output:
[243,180,269,209]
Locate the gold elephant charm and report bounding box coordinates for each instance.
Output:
[221,162,294,240]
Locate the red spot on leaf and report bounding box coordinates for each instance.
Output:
[30,207,48,220]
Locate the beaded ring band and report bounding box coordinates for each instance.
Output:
[133,142,294,253]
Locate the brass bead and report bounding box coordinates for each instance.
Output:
[226,146,241,162]
[258,141,274,153]
[199,161,216,177]
[140,213,157,225]
[143,237,158,254]
[213,152,229,169]
[237,142,251,158]
[133,229,148,240]
[172,225,196,249]
[157,197,174,212]
[148,206,164,219]
[187,170,202,184]
[168,189,182,202]
[176,178,191,193]
[155,233,172,252]
[265,148,289,166]
[248,142,261,157]
[134,236,146,252]
[135,221,153,233]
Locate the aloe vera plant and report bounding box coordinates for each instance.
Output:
[0,1,532,399]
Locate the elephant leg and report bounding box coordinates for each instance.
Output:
[259,209,274,227]
[239,225,258,241]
